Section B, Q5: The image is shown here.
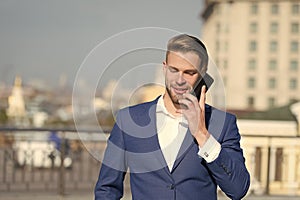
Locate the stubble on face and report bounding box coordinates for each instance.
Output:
[165,80,191,106]
[163,52,200,110]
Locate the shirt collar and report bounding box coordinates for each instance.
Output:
[156,95,187,125]
[156,95,169,115]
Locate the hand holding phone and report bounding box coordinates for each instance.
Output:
[177,75,212,147]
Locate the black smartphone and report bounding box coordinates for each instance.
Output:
[192,73,214,100]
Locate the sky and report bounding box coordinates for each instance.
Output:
[0,0,204,89]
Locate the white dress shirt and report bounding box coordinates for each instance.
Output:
[156,96,221,171]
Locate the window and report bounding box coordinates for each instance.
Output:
[249,41,257,52]
[251,3,258,14]
[291,23,299,33]
[271,4,279,14]
[270,41,278,52]
[269,77,276,89]
[254,147,262,181]
[215,58,219,67]
[248,77,256,88]
[215,4,221,15]
[290,60,298,71]
[291,41,299,52]
[224,24,229,33]
[290,78,298,90]
[270,22,278,33]
[247,96,255,108]
[292,3,300,14]
[216,40,220,52]
[248,59,256,70]
[223,59,228,69]
[268,97,276,108]
[269,59,277,70]
[216,22,221,33]
[250,22,258,33]
[223,77,227,86]
[275,148,283,181]
[224,41,228,51]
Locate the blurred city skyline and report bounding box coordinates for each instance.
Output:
[1,1,300,198]
[0,0,204,89]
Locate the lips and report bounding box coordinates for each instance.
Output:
[172,86,189,95]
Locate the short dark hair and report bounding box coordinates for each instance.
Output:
[166,34,208,73]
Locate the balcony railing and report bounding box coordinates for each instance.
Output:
[241,134,300,196]
[0,127,109,195]
[1,128,300,197]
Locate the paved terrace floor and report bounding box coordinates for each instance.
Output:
[1,191,300,200]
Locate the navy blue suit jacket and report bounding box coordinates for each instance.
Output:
[95,97,250,200]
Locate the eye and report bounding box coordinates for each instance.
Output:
[168,67,178,73]
[185,71,197,76]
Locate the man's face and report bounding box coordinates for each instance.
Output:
[163,51,201,106]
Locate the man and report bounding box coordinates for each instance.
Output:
[95,34,250,200]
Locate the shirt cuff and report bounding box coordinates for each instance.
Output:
[198,135,221,163]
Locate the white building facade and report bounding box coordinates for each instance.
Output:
[200,1,300,196]
[201,0,300,111]
[238,119,300,196]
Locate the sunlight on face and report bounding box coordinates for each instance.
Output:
[163,51,200,106]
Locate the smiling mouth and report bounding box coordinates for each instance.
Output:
[172,87,189,95]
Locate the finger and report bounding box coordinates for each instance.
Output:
[199,85,206,111]
[183,92,197,101]
[178,98,195,110]
[182,93,199,107]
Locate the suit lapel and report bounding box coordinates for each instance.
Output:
[171,104,212,173]
[145,97,174,177]
[171,129,195,173]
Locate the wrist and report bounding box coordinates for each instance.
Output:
[195,130,210,147]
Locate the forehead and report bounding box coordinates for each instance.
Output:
[167,51,201,70]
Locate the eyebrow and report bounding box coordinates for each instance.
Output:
[168,65,198,74]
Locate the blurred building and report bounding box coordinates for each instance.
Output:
[201,0,300,111]
[132,66,165,103]
[238,117,300,196]
[201,0,300,196]
[132,84,165,103]
[6,76,26,118]
[6,76,29,126]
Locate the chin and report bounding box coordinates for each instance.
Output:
[171,94,183,104]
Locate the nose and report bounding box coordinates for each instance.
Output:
[176,72,186,86]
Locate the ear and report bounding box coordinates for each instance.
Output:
[198,68,207,77]
[162,61,167,74]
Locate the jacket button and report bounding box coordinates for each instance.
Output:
[167,184,175,190]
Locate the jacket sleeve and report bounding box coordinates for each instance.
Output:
[94,112,127,200]
[206,114,250,200]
